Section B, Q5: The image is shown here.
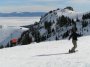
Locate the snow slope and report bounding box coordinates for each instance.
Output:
[0,25,28,46]
[0,36,90,67]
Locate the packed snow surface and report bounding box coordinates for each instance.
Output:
[0,36,90,67]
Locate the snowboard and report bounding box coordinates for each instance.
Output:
[63,50,78,54]
[68,50,78,53]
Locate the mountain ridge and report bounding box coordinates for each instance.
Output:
[27,7,90,43]
[0,12,46,17]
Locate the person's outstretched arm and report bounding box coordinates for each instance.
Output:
[68,34,72,40]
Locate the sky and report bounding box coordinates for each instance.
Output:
[0,0,90,13]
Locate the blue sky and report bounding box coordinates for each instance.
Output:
[0,0,90,12]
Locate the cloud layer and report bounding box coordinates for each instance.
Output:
[0,0,90,12]
[69,0,90,4]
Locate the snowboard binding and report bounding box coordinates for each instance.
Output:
[69,49,75,53]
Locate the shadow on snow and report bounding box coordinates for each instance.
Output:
[35,52,75,57]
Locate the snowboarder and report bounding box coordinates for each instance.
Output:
[68,27,81,53]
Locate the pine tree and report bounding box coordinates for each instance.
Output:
[76,17,80,22]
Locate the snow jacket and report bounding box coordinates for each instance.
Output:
[69,32,81,40]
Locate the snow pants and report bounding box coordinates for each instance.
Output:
[71,40,77,51]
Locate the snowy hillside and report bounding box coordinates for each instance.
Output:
[29,7,90,43]
[40,8,82,24]
[0,25,28,47]
[0,36,90,67]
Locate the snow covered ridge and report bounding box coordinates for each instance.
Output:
[40,7,83,23]
[29,7,90,43]
[0,36,90,67]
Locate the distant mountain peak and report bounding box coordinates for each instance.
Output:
[64,6,74,11]
[0,12,46,17]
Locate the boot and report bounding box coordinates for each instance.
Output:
[69,49,75,53]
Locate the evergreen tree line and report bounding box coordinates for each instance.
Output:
[57,15,76,27]
[82,21,88,28]
[44,21,52,34]
[82,13,90,20]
